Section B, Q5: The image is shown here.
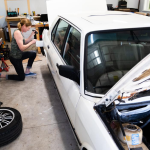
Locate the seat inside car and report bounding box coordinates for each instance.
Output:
[87,41,145,94]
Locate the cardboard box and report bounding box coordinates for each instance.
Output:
[0,28,5,41]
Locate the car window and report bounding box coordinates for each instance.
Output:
[53,20,69,53]
[63,27,81,71]
[85,29,150,95]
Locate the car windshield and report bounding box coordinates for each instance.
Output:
[85,28,150,95]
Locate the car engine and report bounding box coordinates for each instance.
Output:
[95,90,150,150]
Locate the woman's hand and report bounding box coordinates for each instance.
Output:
[30,30,35,37]
[31,30,38,36]
[31,39,37,44]
[25,30,37,44]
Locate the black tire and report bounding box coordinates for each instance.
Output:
[0,107,23,147]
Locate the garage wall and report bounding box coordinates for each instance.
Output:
[106,0,118,8]
[0,0,47,28]
[139,0,149,11]
[106,0,139,8]
[127,0,139,9]
[106,0,150,11]
[30,0,47,15]
[7,0,28,15]
[0,0,7,28]
[7,0,47,16]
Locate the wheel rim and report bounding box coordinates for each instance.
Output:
[0,109,14,129]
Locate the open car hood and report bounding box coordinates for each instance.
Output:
[96,54,150,107]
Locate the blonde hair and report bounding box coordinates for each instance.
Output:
[17,18,32,30]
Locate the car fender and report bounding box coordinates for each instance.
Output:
[75,96,119,150]
[43,29,50,52]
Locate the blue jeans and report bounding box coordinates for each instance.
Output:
[8,51,36,81]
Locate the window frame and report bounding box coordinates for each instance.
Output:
[51,19,60,43]
[51,19,70,56]
[62,26,81,71]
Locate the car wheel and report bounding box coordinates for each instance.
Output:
[0,107,23,147]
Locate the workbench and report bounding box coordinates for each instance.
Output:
[5,15,49,53]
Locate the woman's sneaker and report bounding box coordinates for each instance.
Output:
[25,72,37,77]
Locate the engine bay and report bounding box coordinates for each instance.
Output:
[95,90,150,150]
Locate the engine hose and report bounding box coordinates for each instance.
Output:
[141,118,150,129]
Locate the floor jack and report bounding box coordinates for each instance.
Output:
[0,54,9,72]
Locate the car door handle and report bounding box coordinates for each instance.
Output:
[47,45,50,49]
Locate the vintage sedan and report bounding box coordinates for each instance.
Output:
[42,10,150,150]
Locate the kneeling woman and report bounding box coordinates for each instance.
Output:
[1,18,37,81]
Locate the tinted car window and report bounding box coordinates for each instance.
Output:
[85,29,150,94]
[63,27,81,70]
[54,20,69,53]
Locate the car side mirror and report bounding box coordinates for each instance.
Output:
[57,64,80,85]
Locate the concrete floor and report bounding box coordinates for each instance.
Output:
[0,54,79,150]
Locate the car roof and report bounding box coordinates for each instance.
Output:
[59,11,150,33]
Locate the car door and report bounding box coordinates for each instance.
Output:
[49,18,81,127]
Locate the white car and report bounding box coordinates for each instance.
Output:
[43,10,150,150]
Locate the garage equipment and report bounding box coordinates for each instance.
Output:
[7,10,18,17]
[0,45,10,60]
[118,0,127,8]
[0,54,9,72]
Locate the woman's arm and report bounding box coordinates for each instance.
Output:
[25,30,35,44]
[14,30,36,51]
